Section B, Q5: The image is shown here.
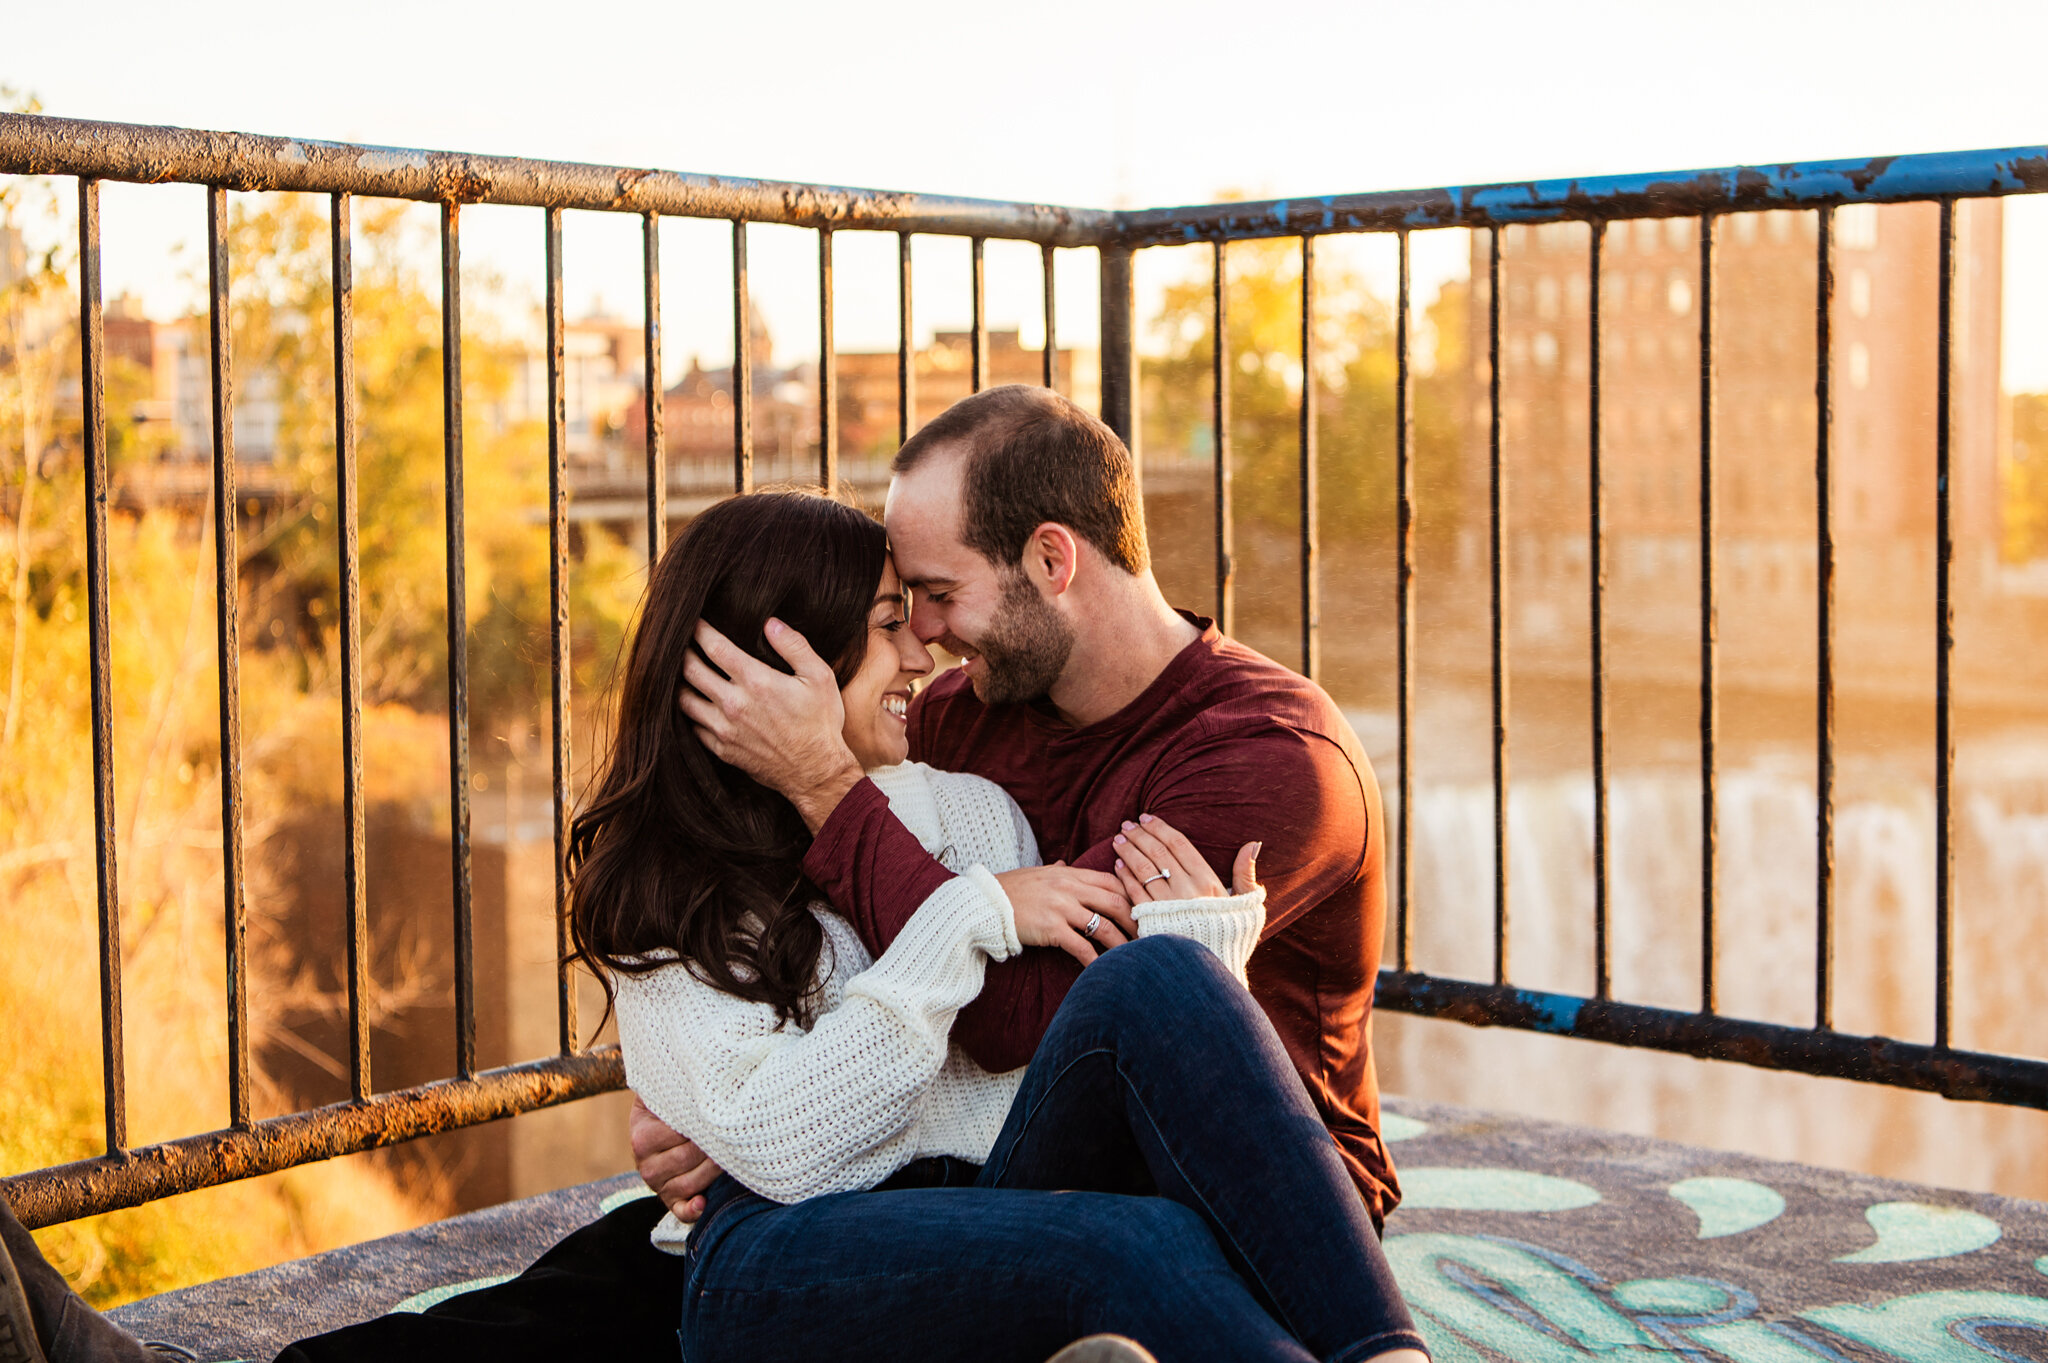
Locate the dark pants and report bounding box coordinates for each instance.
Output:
[681,936,1423,1363]
[284,937,1424,1363]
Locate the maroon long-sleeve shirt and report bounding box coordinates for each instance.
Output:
[802,615,1400,1226]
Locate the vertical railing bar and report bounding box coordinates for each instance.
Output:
[642,212,665,561]
[1934,198,1957,1051]
[732,220,753,494]
[898,231,915,444]
[1041,244,1058,391]
[1589,220,1611,1002]
[440,201,475,1080]
[1698,212,1720,1017]
[546,208,576,1056]
[1212,241,1233,633]
[818,228,837,493]
[78,177,126,1155]
[207,186,251,1129]
[1814,205,1837,1032]
[1489,227,1510,987]
[1099,247,1138,466]
[1298,235,1319,680]
[970,236,987,394]
[331,192,369,1100]
[1394,229,1416,972]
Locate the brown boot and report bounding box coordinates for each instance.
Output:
[1045,1337,1159,1363]
[0,1195,172,1363]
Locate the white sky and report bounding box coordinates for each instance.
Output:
[10,0,2048,387]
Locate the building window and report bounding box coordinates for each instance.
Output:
[1635,220,1660,251]
[1533,331,1559,368]
[1837,203,1879,250]
[1733,214,1758,245]
[1666,217,1695,250]
[1848,342,1871,389]
[1536,275,1560,320]
[1668,277,1693,315]
[1849,269,1872,318]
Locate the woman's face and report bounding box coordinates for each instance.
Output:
[839,559,934,770]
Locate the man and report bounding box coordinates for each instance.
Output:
[653,383,1401,1230]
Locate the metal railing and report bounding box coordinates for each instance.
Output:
[2,113,2044,1229]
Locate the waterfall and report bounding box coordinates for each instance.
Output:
[1360,717,2048,1198]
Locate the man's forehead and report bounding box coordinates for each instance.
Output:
[883,455,968,564]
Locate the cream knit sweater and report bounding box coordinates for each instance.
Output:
[613,761,1266,1252]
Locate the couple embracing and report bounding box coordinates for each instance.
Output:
[592,381,1421,1363]
[0,384,1425,1363]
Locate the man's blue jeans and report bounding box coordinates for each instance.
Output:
[678,935,1427,1363]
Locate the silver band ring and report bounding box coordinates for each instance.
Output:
[1081,912,1102,939]
[1141,871,1170,887]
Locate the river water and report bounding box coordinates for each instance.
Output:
[1355,711,2048,1199]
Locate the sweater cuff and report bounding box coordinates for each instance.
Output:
[1133,886,1267,981]
[958,864,1023,960]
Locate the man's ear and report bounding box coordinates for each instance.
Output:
[1026,523,1081,596]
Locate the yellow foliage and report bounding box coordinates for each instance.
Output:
[1,190,642,1306]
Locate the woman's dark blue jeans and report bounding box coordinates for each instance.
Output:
[677,934,1427,1363]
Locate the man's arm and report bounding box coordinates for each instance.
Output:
[807,723,1367,1072]
[680,619,866,833]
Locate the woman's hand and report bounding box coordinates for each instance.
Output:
[996,864,1137,966]
[1112,814,1261,903]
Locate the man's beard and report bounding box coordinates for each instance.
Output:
[962,570,1075,705]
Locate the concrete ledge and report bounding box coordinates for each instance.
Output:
[108,1173,651,1363]
[110,1098,2048,1362]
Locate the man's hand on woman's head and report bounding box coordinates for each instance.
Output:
[679,619,865,832]
[630,1093,723,1223]
[1112,814,1261,904]
[997,863,1137,966]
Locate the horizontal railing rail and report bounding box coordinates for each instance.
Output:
[2,113,2044,1229]
[0,114,1115,245]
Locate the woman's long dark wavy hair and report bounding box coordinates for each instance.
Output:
[568,489,888,1027]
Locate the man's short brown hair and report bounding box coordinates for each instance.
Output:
[892,385,1149,575]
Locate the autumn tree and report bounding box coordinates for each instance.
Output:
[2008,392,2048,563]
[1139,233,1469,549]
[219,195,643,736]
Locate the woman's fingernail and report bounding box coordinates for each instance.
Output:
[1115,858,1124,871]
[1253,842,1264,858]
[1121,820,1134,830]
[1114,834,1127,847]
[1139,813,1154,824]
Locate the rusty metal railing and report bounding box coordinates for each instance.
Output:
[1147,150,2048,1113]
[2,113,2045,1229]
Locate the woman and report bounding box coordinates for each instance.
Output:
[568,489,1428,1363]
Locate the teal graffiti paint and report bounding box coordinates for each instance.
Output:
[392,1274,517,1313]
[1688,1320,1849,1363]
[1670,1177,1787,1239]
[1385,1234,1664,1361]
[1804,1290,2048,1363]
[1612,1276,1733,1315]
[1834,1203,2001,1264]
[598,1185,656,1215]
[1400,1168,1601,1212]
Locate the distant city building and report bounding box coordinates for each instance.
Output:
[622,323,1097,485]
[1455,201,2034,700]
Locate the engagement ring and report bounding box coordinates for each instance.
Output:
[1141,871,1169,887]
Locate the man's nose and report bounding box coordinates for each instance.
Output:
[909,598,946,644]
[897,628,935,675]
